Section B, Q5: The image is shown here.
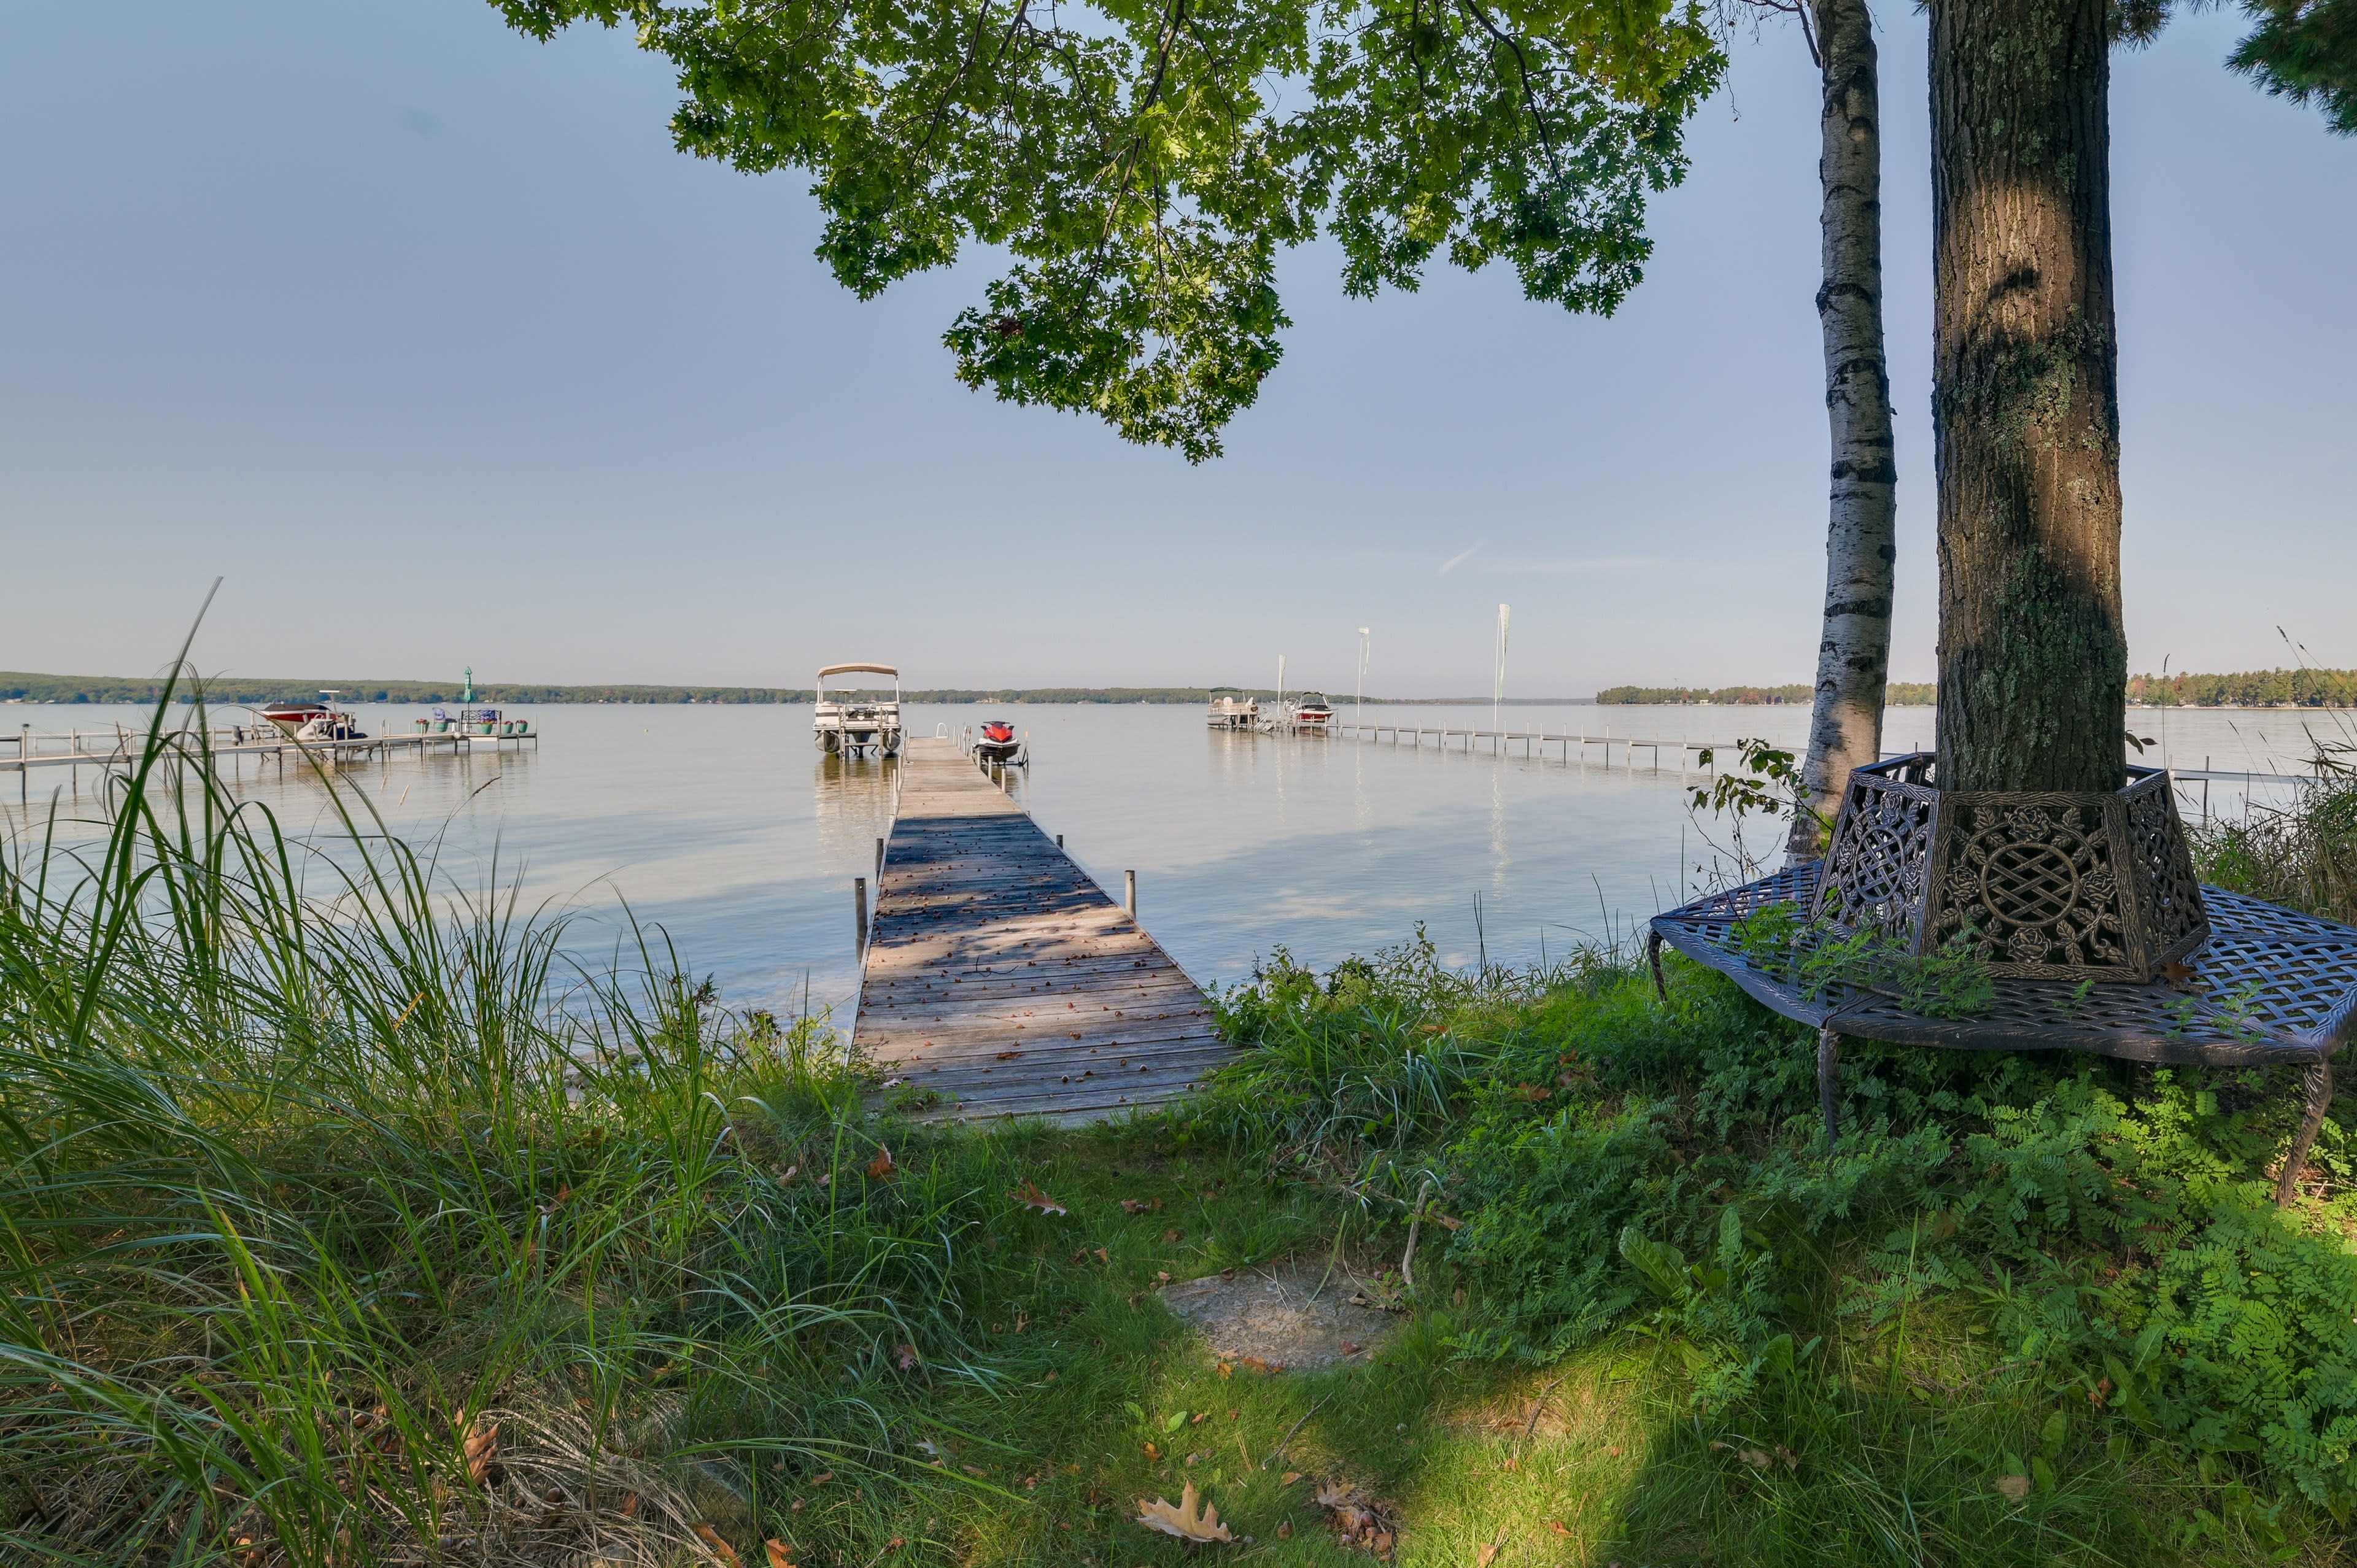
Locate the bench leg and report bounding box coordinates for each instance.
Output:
[2277,1060,2335,1208]
[1647,930,1667,1003]
[1817,1027,1842,1151]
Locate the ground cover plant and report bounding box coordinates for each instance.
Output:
[9,695,2357,1564]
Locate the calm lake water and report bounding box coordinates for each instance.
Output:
[3,700,2339,1020]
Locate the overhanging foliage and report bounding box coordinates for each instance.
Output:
[496,0,1722,457]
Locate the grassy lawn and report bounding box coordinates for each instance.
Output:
[8,713,2357,1565]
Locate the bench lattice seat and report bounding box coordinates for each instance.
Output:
[1647,762,2357,1207]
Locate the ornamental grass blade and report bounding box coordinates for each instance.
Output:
[1136,1481,1234,1542]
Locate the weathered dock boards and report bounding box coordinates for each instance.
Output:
[853,738,1225,1124]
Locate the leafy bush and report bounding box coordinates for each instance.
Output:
[1201,929,2357,1517]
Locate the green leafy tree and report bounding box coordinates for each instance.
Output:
[495,0,1723,458]
[2232,0,2357,131]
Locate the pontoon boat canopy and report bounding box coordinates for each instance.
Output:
[816,663,899,681]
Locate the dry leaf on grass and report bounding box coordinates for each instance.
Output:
[1710,1440,1787,1471]
[894,1343,921,1371]
[1995,1474,2032,1500]
[1476,1526,1509,1566]
[1012,1180,1068,1215]
[693,1524,744,1567]
[462,1419,499,1485]
[1547,1521,1574,1539]
[1277,1520,1294,1540]
[867,1148,897,1181]
[764,1540,798,1568]
[1136,1482,1234,1543]
[1280,1472,1302,1486]
[1315,1479,1399,1560]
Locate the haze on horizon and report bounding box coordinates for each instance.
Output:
[1,2,2350,701]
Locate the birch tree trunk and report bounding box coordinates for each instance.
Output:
[1929,0,2127,794]
[1787,0,1897,860]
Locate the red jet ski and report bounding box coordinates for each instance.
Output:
[975,719,1022,762]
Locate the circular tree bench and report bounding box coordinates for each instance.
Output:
[1646,755,2355,1206]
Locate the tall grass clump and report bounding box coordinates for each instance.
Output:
[2196,769,2357,924]
[0,687,1018,1564]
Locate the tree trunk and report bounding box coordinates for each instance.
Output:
[1787,0,1897,860]
[1929,0,2126,795]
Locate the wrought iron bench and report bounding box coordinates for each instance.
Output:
[1646,755,2356,1206]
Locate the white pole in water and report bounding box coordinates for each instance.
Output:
[1124,870,1137,919]
[1357,628,1371,716]
[1492,604,1511,735]
[1277,654,1287,727]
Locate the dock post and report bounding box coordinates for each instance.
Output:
[875,836,884,883]
[1124,870,1137,919]
[1056,833,1064,848]
[854,877,869,956]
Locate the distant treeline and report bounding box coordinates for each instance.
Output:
[0,673,807,706]
[0,674,1592,708]
[1598,671,2357,709]
[1596,683,1940,706]
[2129,669,2357,708]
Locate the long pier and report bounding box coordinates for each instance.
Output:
[2,722,538,803]
[853,737,1225,1125]
[1317,720,2316,787]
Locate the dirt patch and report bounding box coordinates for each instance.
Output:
[1161,1264,1403,1370]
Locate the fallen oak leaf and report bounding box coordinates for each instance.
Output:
[765,1541,798,1568]
[692,1524,744,1567]
[1548,1521,1574,1539]
[1280,1472,1302,1486]
[867,1147,897,1181]
[1011,1180,1068,1215]
[894,1343,921,1371]
[463,1418,499,1486]
[1136,1482,1234,1542]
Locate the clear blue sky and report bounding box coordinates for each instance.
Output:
[2,2,2349,698]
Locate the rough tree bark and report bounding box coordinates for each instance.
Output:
[1929,0,2127,795]
[1786,0,1897,860]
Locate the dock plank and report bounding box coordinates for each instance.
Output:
[853,738,1226,1121]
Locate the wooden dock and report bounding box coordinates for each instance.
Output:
[4,722,538,805]
[853,737,1226,1124]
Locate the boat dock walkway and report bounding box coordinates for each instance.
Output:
[1318,719,2315,787]
[4,724,537,802]
[853,737,1225,1125]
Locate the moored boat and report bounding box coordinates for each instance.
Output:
[256,692,366,741]
[813,663,903,755]
[1292,692,1334,731]
[1206,693,1260,729]
[973,719,1021,762]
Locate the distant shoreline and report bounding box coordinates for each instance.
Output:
[0,673,1603,708]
